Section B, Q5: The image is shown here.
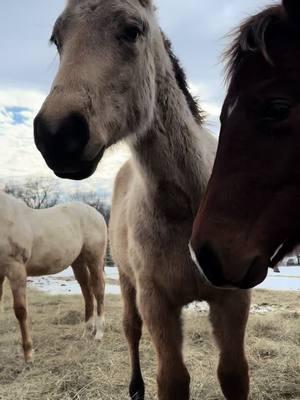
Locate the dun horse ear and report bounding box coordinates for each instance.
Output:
[283,0,300,25]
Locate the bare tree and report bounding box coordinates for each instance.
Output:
[4,178,59,209]
[71,191,110,224]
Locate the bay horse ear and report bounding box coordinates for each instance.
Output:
[283,0,300,25]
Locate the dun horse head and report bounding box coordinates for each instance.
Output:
[190,0,300,289]
[34,0,159,180]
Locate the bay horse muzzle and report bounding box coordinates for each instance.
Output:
[189,241,268,289]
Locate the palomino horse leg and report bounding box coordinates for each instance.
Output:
[71,259,95,337]
[138,285,190,400]
[7,263,33,362]
[87,259,105,341]
[209,290,251,400]
[0,276,4,311]
[119,272,145,400]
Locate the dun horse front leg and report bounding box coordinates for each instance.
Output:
[138,284,190,400]
[119,272,145,400]
[7,264,33,363]
[209,290,251,400]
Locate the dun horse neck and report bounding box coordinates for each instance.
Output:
[129,52,210,211]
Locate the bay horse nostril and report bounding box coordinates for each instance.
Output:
[195,243,226,287]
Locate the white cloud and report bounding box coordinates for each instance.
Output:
[0,87,130,193]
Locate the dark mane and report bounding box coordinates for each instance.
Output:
[224,5,285,83]
[162,34,205,125]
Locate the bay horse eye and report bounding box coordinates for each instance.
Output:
[120,25,143,43]
[263,99,292,122]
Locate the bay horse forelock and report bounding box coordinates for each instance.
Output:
[191,0,300,290]
[36,0,251,399]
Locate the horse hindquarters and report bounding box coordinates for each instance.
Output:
[209,290,251,400]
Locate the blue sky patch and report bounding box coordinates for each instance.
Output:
[6,106,30,125]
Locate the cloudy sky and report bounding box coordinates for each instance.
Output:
[0,0,273,193]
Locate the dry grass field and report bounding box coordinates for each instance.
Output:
[0,286,299,400]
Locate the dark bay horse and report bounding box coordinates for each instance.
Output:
[190,0,300,289]
[34,0,250,399]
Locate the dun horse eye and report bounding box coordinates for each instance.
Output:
[50,35,61,51]
[120,25,142,43]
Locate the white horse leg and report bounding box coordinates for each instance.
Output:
[7,263,33,363]
[87,258,105,341]
[72,260,95,338]
[0,276,4,312]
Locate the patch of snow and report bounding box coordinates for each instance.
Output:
[27,267,121,296]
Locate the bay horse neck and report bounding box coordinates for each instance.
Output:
[128,43,209,209]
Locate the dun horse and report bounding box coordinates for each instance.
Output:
[0,192,107,362]
[34,1,250,399]
[190,0,300,290]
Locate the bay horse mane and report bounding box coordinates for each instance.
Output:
[162,34,205,125]
[224,5,290,82]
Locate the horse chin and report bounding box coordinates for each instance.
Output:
[53,147,105,181]
[54,166,96,180]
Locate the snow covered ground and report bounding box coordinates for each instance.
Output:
[27,265,300,296]
[27,267,121,295]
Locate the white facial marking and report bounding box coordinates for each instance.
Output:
[227,98,239,118]
[188,242,237,290]
[188,242,211,284]
[270,242,285,266]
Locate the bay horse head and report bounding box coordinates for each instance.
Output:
[190,0,300,289]
[34,0,160,180]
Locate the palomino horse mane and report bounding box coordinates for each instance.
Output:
[224,5,285,82]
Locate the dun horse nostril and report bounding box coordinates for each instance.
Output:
[33,112,90,162]
[57,112,89,156]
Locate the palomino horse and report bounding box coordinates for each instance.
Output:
[34,1,251,399]
[190,0,300,290]
[0,192,107,362]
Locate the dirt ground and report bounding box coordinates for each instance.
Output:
[0,286,299,400]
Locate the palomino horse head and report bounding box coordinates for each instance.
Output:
[190,0,300,289]
[34,0,161,180]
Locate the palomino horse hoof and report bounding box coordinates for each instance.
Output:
[95,330,104,342]
[94,315,105,342]
[24,349,34,364]
[83,317,96,339]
